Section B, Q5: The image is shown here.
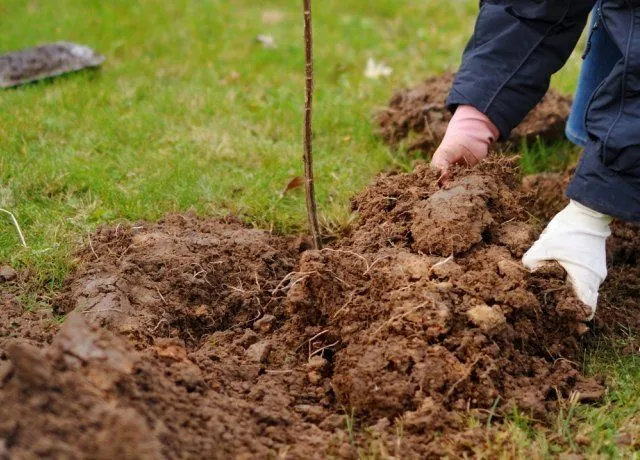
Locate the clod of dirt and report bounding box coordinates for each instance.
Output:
[0,265,17,282]
[496,221,536,258]
[467,303,506,333]
[411,175,497,256]
[254,314,276,333]
[306,356,329,384]
[376,73,572,156]
[245,340,272,363]
[347,159,524,254]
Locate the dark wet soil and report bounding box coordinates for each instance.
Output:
[376,73,572,157]
[4,157,637,458]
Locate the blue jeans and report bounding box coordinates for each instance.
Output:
[565,7,622,147]
[565,9,622,147]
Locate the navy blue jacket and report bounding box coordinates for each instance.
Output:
[448,1,640,221]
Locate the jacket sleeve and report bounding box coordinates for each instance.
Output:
[447,1,595,140]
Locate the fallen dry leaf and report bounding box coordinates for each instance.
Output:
[280,176,304,197]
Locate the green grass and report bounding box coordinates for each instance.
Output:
[474,346,640,459]
[1,0,637,457]
[0,0,583,286]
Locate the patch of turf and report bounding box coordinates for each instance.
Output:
[0,0,582,284]
[474,347,640,458]
[1,0,480,284]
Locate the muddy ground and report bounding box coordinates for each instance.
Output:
[376,73,572,156]
[2,160,639,459]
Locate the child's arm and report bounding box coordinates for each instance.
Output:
[432,2,594,172]
[448,2,594,140]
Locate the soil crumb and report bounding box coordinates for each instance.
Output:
[3,162,637,458]
[376,73,572,156]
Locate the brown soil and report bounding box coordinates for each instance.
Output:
[521,168,573,223]
[376,73,572,156]
[598,221,640,343]
[1,162,637,458]
[0,269,58,351]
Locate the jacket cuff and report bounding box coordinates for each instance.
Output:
[447,88,512,142]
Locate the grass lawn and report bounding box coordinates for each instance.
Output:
[1,0,637,457]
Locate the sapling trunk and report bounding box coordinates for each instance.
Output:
[303,0,322,250]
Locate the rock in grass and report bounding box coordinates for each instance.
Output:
[0,42,105,88]
[0,265,17,282]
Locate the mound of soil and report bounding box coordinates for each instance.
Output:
[376,73,572,156]
[2,162,637,458]
[56,215,301,348]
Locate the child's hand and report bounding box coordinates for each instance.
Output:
[431,105,499,178]
[522,201,612,320]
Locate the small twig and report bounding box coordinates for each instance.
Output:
[270,270,316,295]
[228,284,249,294]
[331,291,356,319]
[0,208,27,248]
[370,299,432,339]
[241,309,263,327]
[271,271,297,295]
[117,244,134,262]
[82,308,123,314]
[486,396,501,427]
[288,274,312,292]
[156,287,167,304]
[150,318,170,333]
[328,272,351,288]
[553,357,579,368]
[430,254,454,270]
[310,340,340,359]
[87,232,99,260]
[308,329,329,359]
[444,357,481,400]
[363,256,388,275]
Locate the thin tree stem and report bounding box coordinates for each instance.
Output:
[303,0,322,249]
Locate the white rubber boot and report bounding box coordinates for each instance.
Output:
[522,200,612,320]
